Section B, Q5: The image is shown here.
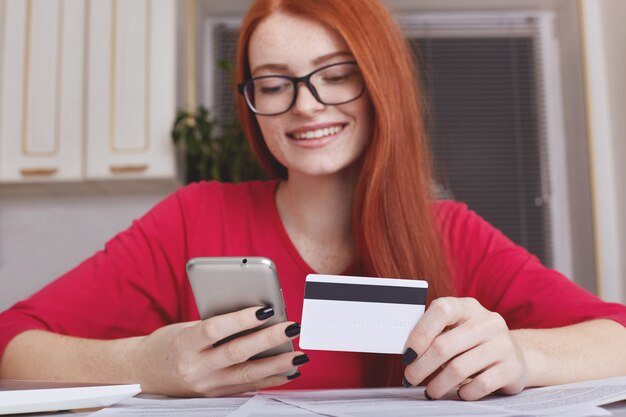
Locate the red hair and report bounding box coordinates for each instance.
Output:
[236,0,454,302]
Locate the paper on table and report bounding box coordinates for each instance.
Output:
[478,376,626,415]
[90,395,321,417]
[90,396,249,417]
[87,393,609,417]
[226,395,319,417]
[264,376,626,417]
[86,377,626,417]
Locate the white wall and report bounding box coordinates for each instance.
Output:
[0,181,177,311]
[554,0,597,297]
[579,0,626,302]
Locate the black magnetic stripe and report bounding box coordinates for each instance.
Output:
[304,281,427,305]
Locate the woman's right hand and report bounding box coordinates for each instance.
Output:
[128,306,306,397]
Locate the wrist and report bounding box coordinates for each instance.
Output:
[510,328,545,388]
[107,335,146,385]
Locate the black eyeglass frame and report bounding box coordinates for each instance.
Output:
[237,61,365,116]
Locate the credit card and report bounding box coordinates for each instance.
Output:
[299,274,428,354]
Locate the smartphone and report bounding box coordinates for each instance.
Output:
[186,256,294,361]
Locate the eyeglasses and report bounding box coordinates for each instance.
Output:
[238,61,365,116]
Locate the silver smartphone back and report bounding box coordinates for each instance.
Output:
[186,256,294,360]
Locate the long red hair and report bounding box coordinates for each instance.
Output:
[236,0,454,302]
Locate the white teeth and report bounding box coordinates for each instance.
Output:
[292,125,343,140]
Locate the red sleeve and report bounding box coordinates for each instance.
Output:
[437,201,626,329]
[0,185,199,358]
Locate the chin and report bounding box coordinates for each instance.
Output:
[279,149,364,179]
[290,161,357,178]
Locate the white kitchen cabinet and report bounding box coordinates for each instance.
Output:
[0,0,176,183]
[86,0,175,180]
[0,0,84,182]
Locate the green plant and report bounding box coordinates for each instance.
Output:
[171,62,266,184]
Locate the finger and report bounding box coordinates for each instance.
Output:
[185,306,273,350]
[217,351,309,387]
[404,298,479,360]
[425,339,499,399]
[457,363,522,401]
[404,317,486,387]
[214,321,300,366]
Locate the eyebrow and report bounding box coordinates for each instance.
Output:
[251,51,354,76]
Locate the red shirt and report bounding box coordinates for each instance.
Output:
[1,180,625,388]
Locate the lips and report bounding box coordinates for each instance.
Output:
[287,124,346,141]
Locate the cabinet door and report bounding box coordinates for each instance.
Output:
[0,0,84,182]
[86,0,175,180]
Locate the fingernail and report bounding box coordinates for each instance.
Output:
[424,389,433,401]
[287,370,301,380]
[401,348,418,365]
[285,323,301,337]
[255,306,274,320]
[457,388,463,400]
[402,376,413,388]
[292,354,310,366]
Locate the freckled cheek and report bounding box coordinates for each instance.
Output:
[257,119,279,139]
[257,120,285,149]
[264,136,283,159]
[261,131,291,166]
[353,123,372,151]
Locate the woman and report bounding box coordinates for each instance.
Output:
[1,0,626,401]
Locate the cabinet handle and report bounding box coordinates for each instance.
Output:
[20,167,58,177]
[109,164,149,174]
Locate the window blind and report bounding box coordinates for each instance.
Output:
[404,15,552,266]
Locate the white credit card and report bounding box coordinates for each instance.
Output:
[299,274,428,354]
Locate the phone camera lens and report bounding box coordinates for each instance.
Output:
[242,258,248,265]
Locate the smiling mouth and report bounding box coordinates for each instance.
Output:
[289,125,345,141]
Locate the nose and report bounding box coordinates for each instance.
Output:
[291,82,325,116]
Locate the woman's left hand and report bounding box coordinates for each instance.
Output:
[402,297,529,401]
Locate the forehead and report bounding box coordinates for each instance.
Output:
[248,12,350,72]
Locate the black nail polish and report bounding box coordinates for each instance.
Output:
[285,323,301,337]
[402,348,418,365]
[287,370,301,380]
[255,306,274,320]
[424,390,433,401]
[402,376,413,388]
[292,354,310,366]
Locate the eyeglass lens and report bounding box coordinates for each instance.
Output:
[243,62,363,115]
